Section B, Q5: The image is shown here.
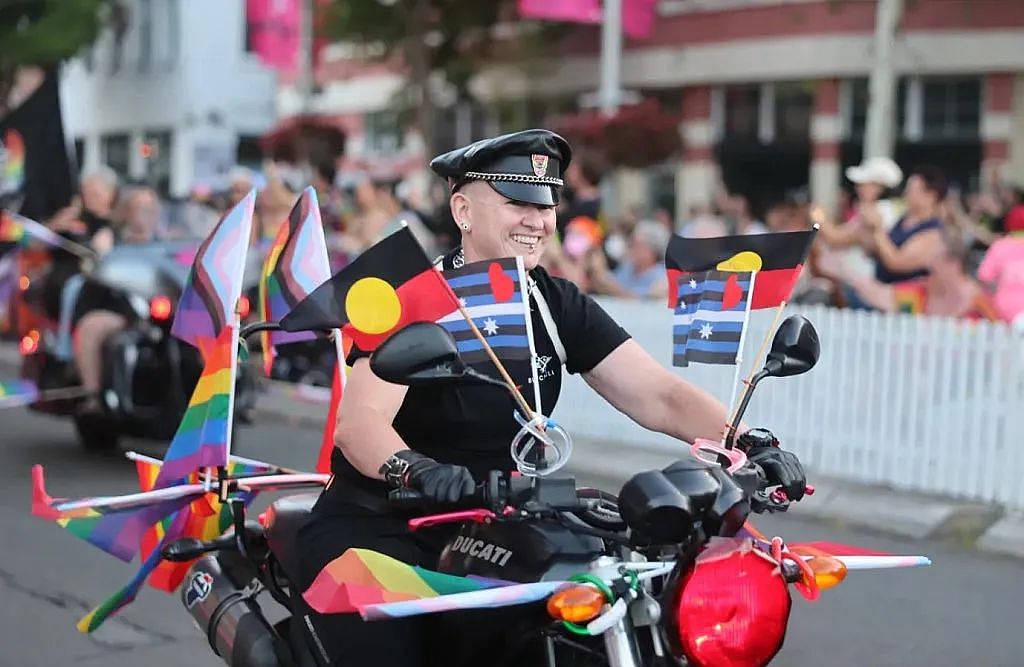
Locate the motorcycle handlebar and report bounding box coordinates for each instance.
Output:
[386,482,492,511]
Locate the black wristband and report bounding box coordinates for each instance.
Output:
[378,450,425,489]
[737,428,778,452]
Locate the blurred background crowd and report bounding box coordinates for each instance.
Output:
[3,0,1024,337]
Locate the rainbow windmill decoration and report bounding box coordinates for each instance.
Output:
[28,191,330,632]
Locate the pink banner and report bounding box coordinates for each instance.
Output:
[246,0,302,74]
[517,0,655,39]
[623,0,657,39]
[517,0,601,24]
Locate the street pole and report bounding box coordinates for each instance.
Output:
[863,0,903,159]
[299,0,314,113]
[598,0,622,117]
[598,0,623,220]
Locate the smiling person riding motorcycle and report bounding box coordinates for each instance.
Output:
[295,129,808,666]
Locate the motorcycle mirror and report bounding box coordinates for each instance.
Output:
[723,315,820,448]
[763,315,820,378]
[369,322,507,389]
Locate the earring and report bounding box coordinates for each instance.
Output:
[460,222,470,231]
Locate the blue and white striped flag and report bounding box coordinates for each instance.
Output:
[438,257,532,368]
[673,269,752,367]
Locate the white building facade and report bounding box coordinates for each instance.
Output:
[60,0,278,198]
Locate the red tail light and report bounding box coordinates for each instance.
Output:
[19,329,40,355]
[670,539,791,667]
[149,296,173,321]
[238,295,252,319]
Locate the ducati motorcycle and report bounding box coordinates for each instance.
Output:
[166,316,832,667]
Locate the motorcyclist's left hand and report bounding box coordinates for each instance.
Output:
[738,428,807,501]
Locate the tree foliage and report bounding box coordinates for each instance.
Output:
[0,0,112,112]
[318,0,561,152]
[0,0,110,66]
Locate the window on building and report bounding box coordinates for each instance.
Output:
[142,130,173,197]
[137,0,152,72]
[149,0,179,71]
[365,110,404,154]
[236,136,264,169]
[723,85,760,140]
[101,134,131,182]
[73,140,85,172]
[921,77,980,139]
[774,82,813,144]
[848,78,908,139]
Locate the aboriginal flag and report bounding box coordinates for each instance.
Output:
[665,230,816,310]
[278,226,460,351]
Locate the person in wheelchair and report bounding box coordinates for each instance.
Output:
[295,130,809,666]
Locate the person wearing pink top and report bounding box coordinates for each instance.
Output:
[977,236,1024,325]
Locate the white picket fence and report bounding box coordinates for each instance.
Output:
[554,299,1024,510]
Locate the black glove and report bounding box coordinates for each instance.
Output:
[738,429,807,502]
[381,450,476,504]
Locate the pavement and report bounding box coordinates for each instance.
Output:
[5,405,1024,667]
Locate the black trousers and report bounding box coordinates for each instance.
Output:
[294,490,551,667]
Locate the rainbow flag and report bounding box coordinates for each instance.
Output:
[171,190,255,349]
[0,378,38,408]
[303,548,510,614]
[76,509,191,633]
[0,212,24,243]
[259,187,335,376]
[31,465,196,562]
[2,212,77,250]
[136,456,271,592]
[154,325,239,487]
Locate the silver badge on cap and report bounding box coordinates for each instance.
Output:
[531,154,548,177]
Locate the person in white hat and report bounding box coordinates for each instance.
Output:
[813,156,904,287]
[817,157,903,244]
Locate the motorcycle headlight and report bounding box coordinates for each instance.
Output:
[665,539,791,667]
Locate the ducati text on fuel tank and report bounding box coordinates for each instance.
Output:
[450,535,513,566]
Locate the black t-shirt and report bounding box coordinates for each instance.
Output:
[330,249,631,495]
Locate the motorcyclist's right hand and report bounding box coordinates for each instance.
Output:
[392,450,476,504]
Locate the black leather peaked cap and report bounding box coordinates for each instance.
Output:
[429,129,572,206]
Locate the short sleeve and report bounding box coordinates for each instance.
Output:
[976,240,1004,283]
[343,333,372,367]
[544,273,630,374]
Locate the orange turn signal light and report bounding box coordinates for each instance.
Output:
[546,585,606,623]
[805,555,848,590]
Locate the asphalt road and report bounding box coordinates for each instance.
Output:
[4,406,1024,667]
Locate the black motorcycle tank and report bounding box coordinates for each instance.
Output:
[437,520,605,582]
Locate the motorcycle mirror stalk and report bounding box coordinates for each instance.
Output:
[162,498,252,562]
[724,315,820,448]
